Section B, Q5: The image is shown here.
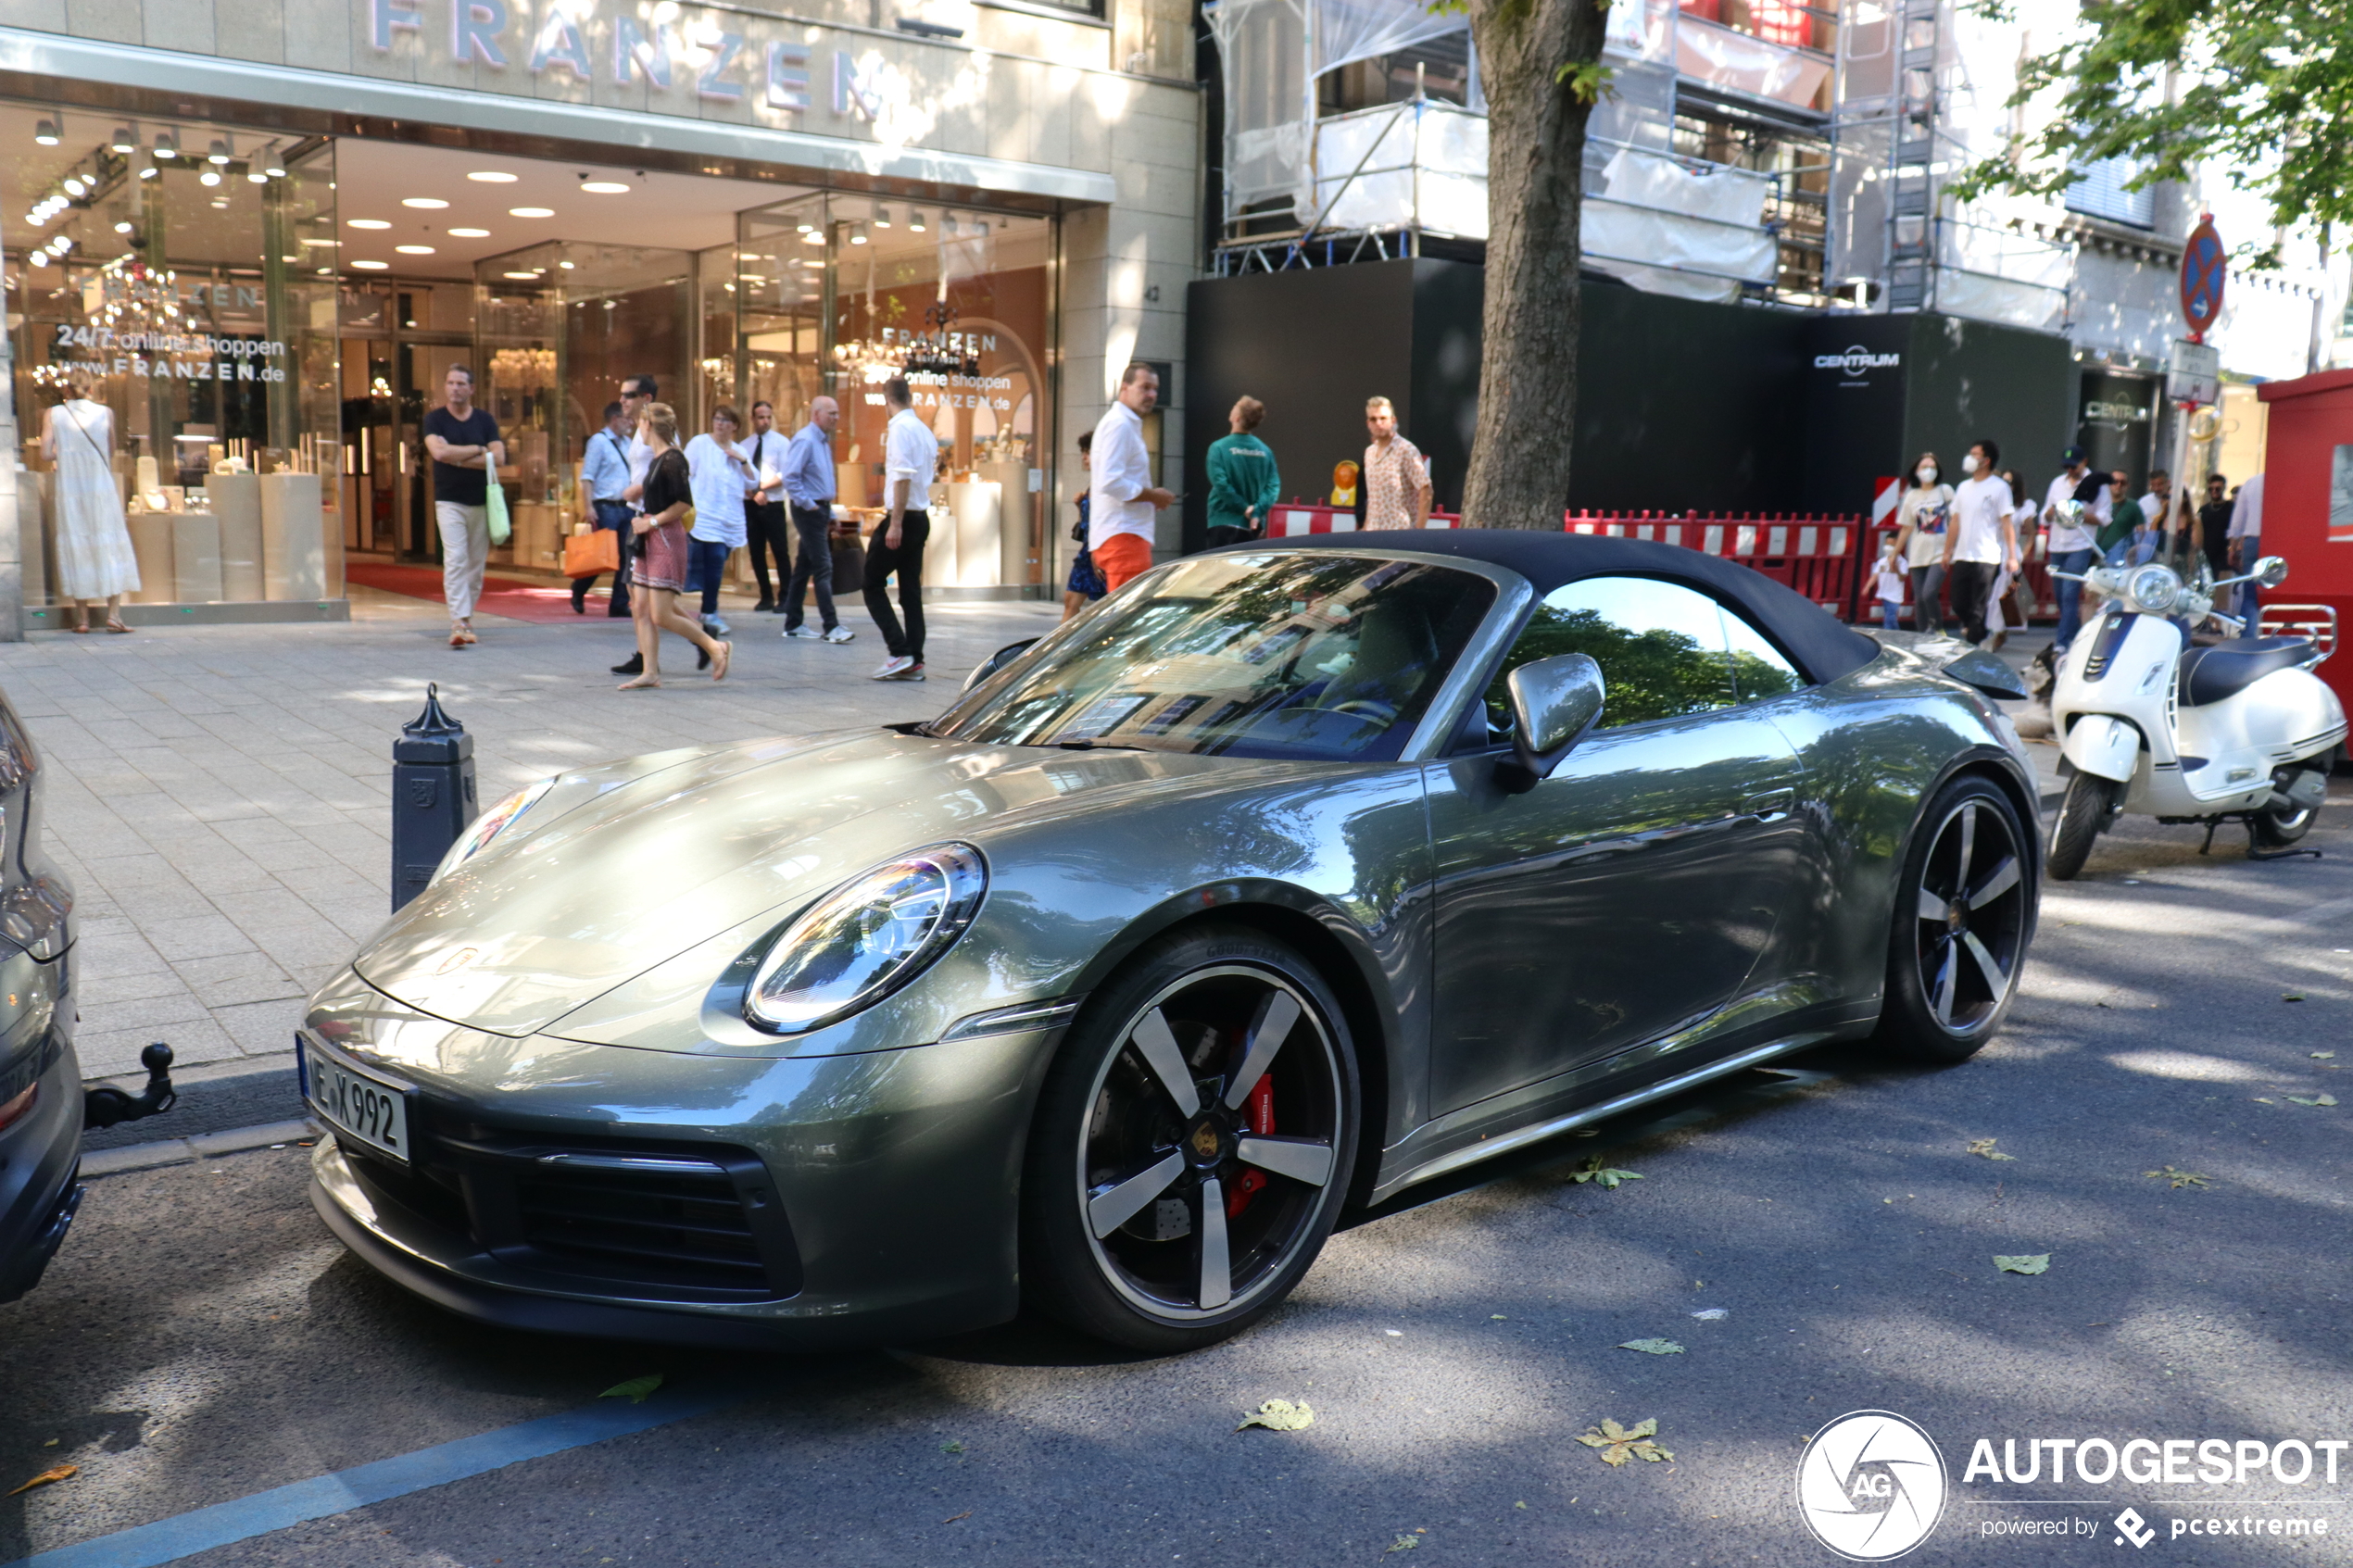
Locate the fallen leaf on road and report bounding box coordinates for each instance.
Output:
[941,1440,966,1455]
[1577,1417,1673,1465]
[942,1512,972,1524]
[2285,1094,2338,1107]
[1691,1308,1729,1321]
[1491,1314,1509,1320]
[2284,993,2307,1002]
[2314,1052,2337,1060]
[1618,1338,1685,1355]
[598,1374,663,1403]
[1994,1254,2051,1275]
[1237,1399,1315,1432]
[1385,1534,1419,1552]
[40,1439,56,1448]
[1568,1158,1643,1188]
[2144,1167,2211,1188]
[6,1466,76,1497]
[1966,1137,2017,1160]
[1516,1501,1528,1509]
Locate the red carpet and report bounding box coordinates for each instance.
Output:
[345,561,603,624]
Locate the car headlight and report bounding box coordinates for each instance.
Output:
[745,844,988,1034]
[2124,564,2182,616]
[428,778,556,886]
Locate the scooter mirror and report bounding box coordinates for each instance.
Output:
[2253,555,2290,589]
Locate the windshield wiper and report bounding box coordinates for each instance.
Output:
[1054,738,1148,751]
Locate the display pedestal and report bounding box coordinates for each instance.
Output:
[127,513,174,603]
[949,480,1003,588]
[208,473,266,601]
[171,513,225,604]
[259,473,325,599]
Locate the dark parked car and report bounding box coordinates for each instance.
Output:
[301,530,2041,1352]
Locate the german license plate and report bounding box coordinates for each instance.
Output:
[302,1038,412,1165]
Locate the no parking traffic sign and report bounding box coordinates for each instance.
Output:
[2180,218,2225,339]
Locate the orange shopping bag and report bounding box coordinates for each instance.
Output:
[562,527,620,578]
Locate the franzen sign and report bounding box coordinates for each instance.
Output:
[367,0,824,111]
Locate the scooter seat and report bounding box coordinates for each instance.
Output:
[2175,636,2314,708]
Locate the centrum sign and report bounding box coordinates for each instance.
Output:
[1814,346,1902,377]
[1795,1411,2346,1559]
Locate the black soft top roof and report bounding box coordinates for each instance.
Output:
[1252,527,1883,685]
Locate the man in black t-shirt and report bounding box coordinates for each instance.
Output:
[2195,471,2234,583]
[422,363,504,648]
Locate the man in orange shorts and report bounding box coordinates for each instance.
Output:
[1088,363,1175,592]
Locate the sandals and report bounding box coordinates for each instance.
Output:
[104,618,132,633]
[448,627,477,648]
[710,641,732,683]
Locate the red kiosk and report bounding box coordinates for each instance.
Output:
[2254,370,2353,715]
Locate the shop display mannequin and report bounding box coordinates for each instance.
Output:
[42,370,141,632]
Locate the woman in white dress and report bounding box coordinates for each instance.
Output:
[41,370,139,633]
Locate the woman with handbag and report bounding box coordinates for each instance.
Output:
[619,402,730,689]
[41,369,139,632]
[1060,431,1103,622]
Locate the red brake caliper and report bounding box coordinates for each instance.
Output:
[1227,1072,1275,1217]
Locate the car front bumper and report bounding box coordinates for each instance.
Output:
[304,980,1061,1348]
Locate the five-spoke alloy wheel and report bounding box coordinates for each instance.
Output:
[1877,776,2034,1062]
[1022,925,1359,1351]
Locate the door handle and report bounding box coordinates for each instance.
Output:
[1741,788,1794,821]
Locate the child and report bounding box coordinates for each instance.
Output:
[1874,545,1906,631]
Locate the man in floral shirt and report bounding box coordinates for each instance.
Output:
[1361,395,1431,531]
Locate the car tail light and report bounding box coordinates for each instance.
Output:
[0,1082,37,1134]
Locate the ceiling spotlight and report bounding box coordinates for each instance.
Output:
[447,227,490,238]
[580,180,629,194]
[248,169,269,184]
[154,130,178,157]
[349,258,389,270]
[909,209,927,232]
[263,148,287,179]
[29,252,48,268]
[502,270,537,280]
[467,170,519,182]
[208,135,233,165]
[113,220,133,234]
[401,196,448,209]
[875,205,893,229]
[300,237,339,246]
[510,206,554,219]
[199,169,221,187]
[347,218,391,230]
[138,161,158,180]
[33,118,60,146]
[109,125,137,154]
[61,174,86,197]
[849,220,868,245]
[558,259,575,270]
[52,235,73,253]
[395,244,435,255]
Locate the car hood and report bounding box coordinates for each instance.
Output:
[353,727,1249,1037]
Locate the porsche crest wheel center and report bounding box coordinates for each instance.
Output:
[1186,1116,1230,1168]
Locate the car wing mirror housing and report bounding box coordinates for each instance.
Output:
[962,637,1039,694]
[2254,555,2290,590]
[1500,653,1605,791]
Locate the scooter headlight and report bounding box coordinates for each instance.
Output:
[2124,564,2182,616]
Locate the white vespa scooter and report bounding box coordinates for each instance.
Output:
[2045,554,2345,879]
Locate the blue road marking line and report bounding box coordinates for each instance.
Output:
[3,1386,746,1568]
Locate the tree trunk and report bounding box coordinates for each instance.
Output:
[1462,0,1606,530]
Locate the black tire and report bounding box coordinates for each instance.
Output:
[1020,924,1360,1353]
[2251,753,2333,848]
[1876,775,2034,1063]
[2046,771,2116,882]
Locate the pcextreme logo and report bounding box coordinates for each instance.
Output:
[1813,345,1902,376]
[1796,1411,1948,1561]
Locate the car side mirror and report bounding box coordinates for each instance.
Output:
[2253,555,2289,589]
[962,638,1038,694]
[1500,654,1605,790]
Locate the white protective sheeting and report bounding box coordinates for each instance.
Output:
[1311,101,1489,237]
[1674,16,1830,108]
[1582,147,1777,301]
[1935,220,2071,331]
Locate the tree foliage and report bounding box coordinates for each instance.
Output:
[1955,0,2353,254]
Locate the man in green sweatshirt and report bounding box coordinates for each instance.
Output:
[1205,395,1281,549]
[2095,470,2143,564]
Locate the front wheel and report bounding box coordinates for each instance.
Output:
[1876,776,2034,1063]
[1020,925,1360,1353]
[2046,771,2117,881]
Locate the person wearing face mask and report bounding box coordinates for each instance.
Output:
[1942,438,2020,646]
[2041,444,2107,653]
[1891,452,1954,635]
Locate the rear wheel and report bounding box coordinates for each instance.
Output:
[1877,776,2033,1063]
[2251,752,2334,848]
[1020,925,1359,1353]
[2047,771,2117,881]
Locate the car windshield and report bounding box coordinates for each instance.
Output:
[932,552,1497,761]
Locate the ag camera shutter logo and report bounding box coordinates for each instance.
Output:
[1795,1411,1948,1560]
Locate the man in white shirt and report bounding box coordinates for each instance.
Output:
[2041,444,2106,652]
[1943,437,2020,646]
[2134,469,2175,564]
[573,399,635,617]
[1088,364,1174,592]
[868,376,939,680]
[2228,470,2266,636]
[684,405,757,636]
[741,401,792,614]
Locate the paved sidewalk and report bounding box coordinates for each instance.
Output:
[9,585,1060,1077]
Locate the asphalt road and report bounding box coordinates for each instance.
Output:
[6,786,2351,1568]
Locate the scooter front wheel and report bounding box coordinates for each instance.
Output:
[2048,772,2117,880]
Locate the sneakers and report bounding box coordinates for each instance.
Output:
[823,625,855,645]
[785,625,823,640]
[871,655,925,681]
[702,615,733,636]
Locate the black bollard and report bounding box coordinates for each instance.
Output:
[391,683,477,911]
